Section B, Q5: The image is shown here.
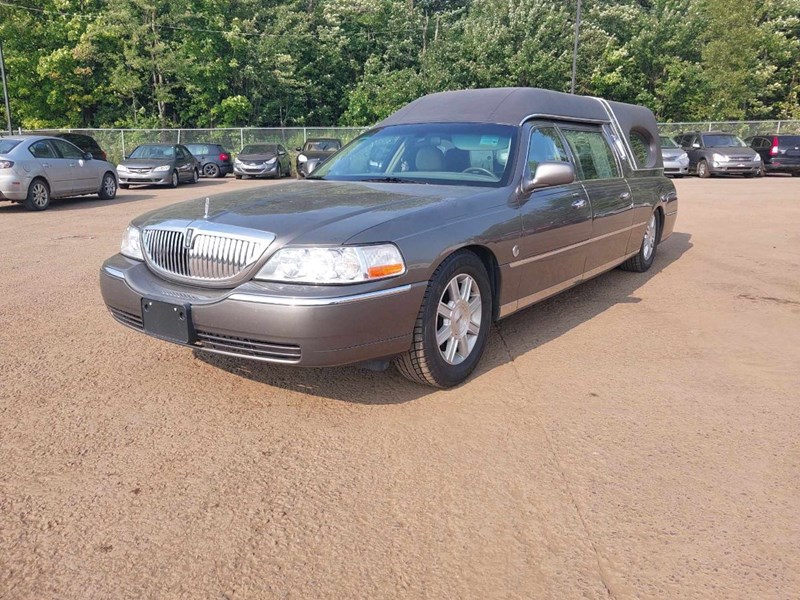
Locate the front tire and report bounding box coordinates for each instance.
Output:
[169,170,179,188]
[697,160,711,178]
[98,172,117,200]
[395,251,492,388]
[620,211,660,273]
[234,174,242,180]
[24,178,51,211]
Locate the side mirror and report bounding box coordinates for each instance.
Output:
[522,162,575,193]
[83,152,93,160]
[691,142,700,149]
[278,150,286,156]
[123,155,129,160]
[295,147,302,152]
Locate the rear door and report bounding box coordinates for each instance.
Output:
[558,125,634,276]
[514,123,592,305]
[28,139,69,196]
[52,139,98,193]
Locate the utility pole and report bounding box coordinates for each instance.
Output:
[0,40,11,134]
[570,0,582,94]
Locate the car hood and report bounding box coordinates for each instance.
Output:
[704,146,758,156]
[120,158,174,169]
[661,148,685,158]
[236,153,278,162]
[298,149,336,160]
[131,180,480,247]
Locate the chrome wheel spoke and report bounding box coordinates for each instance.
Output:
[436,273,482,366]
[444,337,458,362]
[457,335,469,358]
[467,320,481,336]
[468,297,481,315]
[460,276,473,301]
[438,302,453,320]
[447,278,460,303]
[436,324,452,347]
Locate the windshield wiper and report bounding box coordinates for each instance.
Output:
[361,176,427,184]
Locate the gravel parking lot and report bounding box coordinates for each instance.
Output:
[1,176,799,599]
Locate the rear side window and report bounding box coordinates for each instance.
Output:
[51,139,84,159]
[186,145,210,155]
[0,140,21,153]
[29,140,57,159]
[527,127,569,173]
[560,128,620,180]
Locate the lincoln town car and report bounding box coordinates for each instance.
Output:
[100,88,678,388]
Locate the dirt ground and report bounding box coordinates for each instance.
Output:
[1,175,798,599]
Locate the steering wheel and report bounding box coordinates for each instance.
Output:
[462,166,497,178]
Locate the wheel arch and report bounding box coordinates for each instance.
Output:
[430,244,502,322]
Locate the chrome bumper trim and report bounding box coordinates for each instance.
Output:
[228,284,412,307]
[103,265,125,279]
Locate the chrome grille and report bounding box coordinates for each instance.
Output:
[142,224,273,285]
[728,155,752,162]
[196,331,302,363]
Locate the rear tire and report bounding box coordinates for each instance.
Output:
[98,172,117,200]
[394,251,492,388]
[620,211,660,273]
[234,174,242,180]
[202,163,220,178]
[24,178,51,211]
[697,160,711,178]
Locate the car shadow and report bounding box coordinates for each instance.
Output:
[195,232,693,405]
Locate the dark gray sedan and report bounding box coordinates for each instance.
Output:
[100,88,678,388]
[295,138,342,178]
[117,143,200,189]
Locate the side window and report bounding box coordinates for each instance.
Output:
[29,140,57,159]
[526,126,569,174]
[176,146,187,159]
[52,139,83,159]
[629,131,650,168]
[560,128,620,180]
[278,145,286,154]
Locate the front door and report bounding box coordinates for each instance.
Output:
[558,125,634,276]
[175,145,195,181]
[513,123,592,308]
[52,139,97,193]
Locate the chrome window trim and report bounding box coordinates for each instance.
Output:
[519,113,610,126]
[228,284,412,307]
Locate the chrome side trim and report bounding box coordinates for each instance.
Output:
[103,265,125,279]
[666,210,678,216]
[509,221,647,269]
[582,250,638,280]
[228,284,412,307]
[519,113,610,126]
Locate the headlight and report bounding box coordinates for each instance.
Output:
[265,158,276,165]
[152,165,170,172]
[116,164,129,173]
[297,154,308,163]
[753,155,761,162]
[234,158,242,165]
[255,244,406,284]
[679,152,689,161]
[120,225,143,261]
[712,153,727,162]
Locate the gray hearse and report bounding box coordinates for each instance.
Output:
[100,88,678,388]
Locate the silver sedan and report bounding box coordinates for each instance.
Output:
[0,135,118,210]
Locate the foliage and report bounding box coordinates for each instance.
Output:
[1,0,798,128]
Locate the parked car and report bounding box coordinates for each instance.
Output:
[184,143,233,178]
[116,143,200,189]
[745,135,800,177]
[295,138,342,178]
[53,132,109,162]
[233,144,291,179]
[100,87,677,388]
[0,135,117,211]
[660,135,689,177]
[674,131,760,178]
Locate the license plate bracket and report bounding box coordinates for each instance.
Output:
[141,299,195,344]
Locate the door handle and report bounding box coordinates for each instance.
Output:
[619,192,631,201]
[571,198,587,209]
[41,162,50,167]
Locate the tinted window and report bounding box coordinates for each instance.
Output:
[29,140,57,159]
[130,145,174,159]
[0,139,21,154]
[185,144,209,155]
[527,127,569,173]
[310,123,517,188]
[241,144,277,154]
[560,128,620,180]
[52,139,84,159]
[304,140,341,151]
[777,136,800,147]
[630,131,650,167]
[59,134,101,154]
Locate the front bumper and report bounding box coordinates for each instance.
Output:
[118,170,173,185]
[708,160,760,174]
[233,162,279,177]
[99,255,423,367]
[663,159,689,175]
[296,159,321,178]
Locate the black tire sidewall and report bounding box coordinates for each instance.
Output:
[420,253,493,387]
[640,213,660,269]
[99,173,117,199]
[26,179,50,210]
[171,171,179,188]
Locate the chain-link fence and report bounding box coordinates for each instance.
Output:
[20,121,800,164]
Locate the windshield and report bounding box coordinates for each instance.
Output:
[702,134,746,147]
[241,144,277,155]
[0,139,21,154]
[130,145,174,159]
[660,136,679,148]
[309,123,517,187]
[304,140,341,152]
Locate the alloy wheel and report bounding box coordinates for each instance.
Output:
[642,213,657,261]
[436,274,482,365]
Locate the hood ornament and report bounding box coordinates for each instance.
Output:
[203,197,210,219]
